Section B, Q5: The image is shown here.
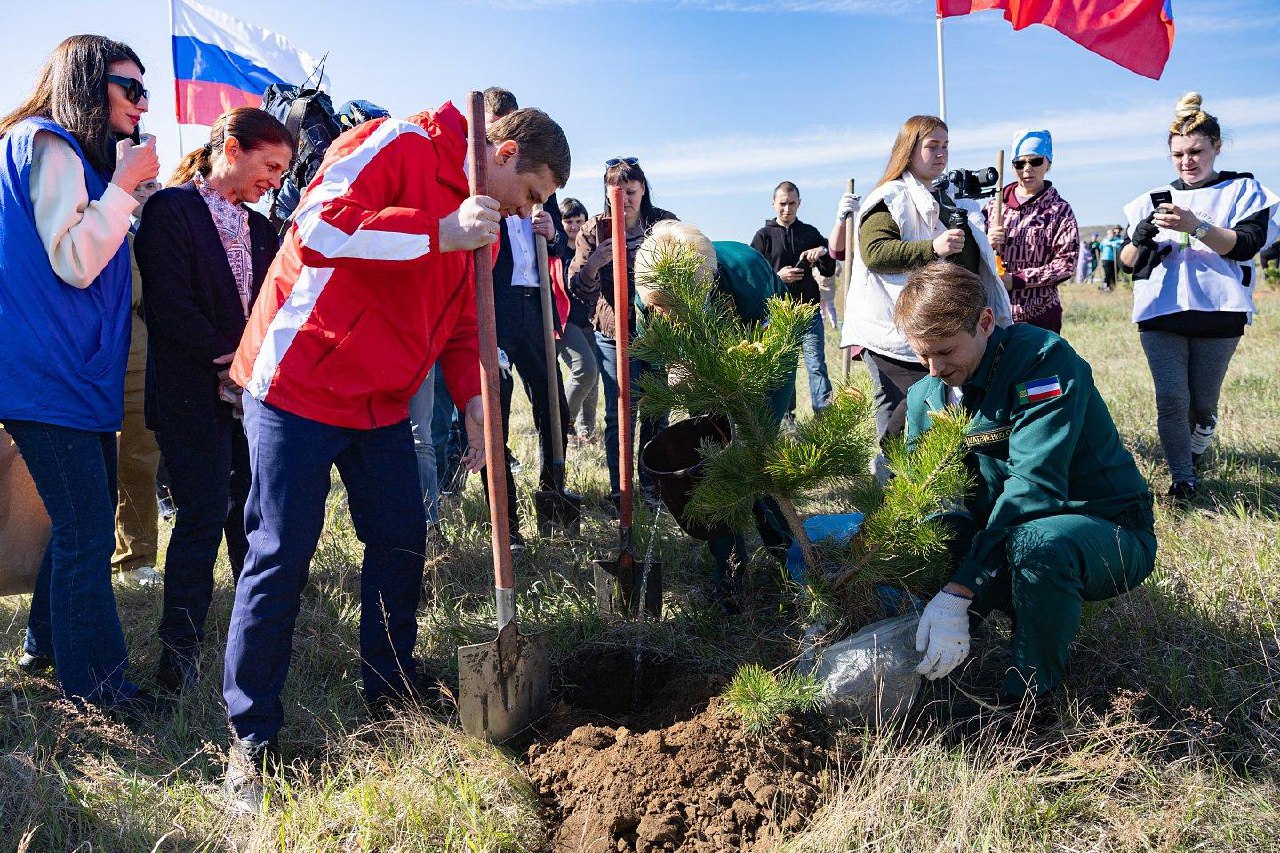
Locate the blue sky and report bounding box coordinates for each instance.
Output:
[3,0,1277,240]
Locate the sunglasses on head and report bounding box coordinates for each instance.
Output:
[605,156,639,168]
[1012,156,1045,169]
[107,74,148,105]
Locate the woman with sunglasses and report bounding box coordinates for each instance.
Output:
[135,108,293,691]
[0,35,161,714]
[1120,92,1280,505]
[568,157,678,506]
[830,115,1010,442]
[983,129,1079,333]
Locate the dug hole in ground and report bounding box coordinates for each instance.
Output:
[525,647,835,853]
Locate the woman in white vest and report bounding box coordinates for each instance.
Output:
[1121,93,1279,505]
[830,115,1011,440]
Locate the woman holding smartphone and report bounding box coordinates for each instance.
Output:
[1121,92,1280,504]
[568,158,677,507]
[0,35,160,714]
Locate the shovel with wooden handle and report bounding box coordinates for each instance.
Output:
[457,91,549,742]
[593,184,661,619]
[532,204,582,537]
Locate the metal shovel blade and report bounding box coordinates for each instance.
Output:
[457,620,550,742]
[594,553,662,618]
[534,487,582,537]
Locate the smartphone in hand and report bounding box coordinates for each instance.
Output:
[1149,189,1173,209]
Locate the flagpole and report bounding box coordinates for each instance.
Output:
[169,0,185,156]
[936,11,948,122]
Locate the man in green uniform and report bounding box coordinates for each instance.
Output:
[898,261,1156,704]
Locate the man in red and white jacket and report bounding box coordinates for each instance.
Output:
[221,103,569,812]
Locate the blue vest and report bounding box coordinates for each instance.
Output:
[0,118,131,431]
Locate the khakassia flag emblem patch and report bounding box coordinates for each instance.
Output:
[1017,376,1062,404]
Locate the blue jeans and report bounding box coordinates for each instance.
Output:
[223,395,427,744]
[5,420,138,706]
[155,410,250,667]
[789,313,833,416]
[408,367,440,526]
[595,331,667,496]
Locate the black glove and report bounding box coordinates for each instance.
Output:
[1132,214,1160,250]
[1132,244,1173,281]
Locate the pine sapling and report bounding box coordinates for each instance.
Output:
[632,240,878,571]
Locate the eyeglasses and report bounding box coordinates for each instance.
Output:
[107,74,149,105]
[1012,156,1045,170]
[605,156,639,168]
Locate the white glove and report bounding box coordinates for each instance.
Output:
[915,591,972,680]
[835,192,859,221]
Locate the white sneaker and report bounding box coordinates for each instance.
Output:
[115,565,163,589]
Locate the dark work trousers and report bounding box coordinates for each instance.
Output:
[863,350,929,442]
[154,406,250,669]
[709,378,794,587]
[485,284,570,536]
[944,507,1156,697]
[223,395,427,746]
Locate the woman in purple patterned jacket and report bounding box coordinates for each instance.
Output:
[984,129,1080,333]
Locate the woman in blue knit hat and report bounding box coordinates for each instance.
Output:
[984,129,1080,333]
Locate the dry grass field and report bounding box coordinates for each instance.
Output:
[2,283,1278,851]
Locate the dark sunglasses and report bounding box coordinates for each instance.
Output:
[605,156,639,168]
[1012,156,1045,169]
[107,74,149,104]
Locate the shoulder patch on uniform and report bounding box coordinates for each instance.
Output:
[1017,376,1062,404]
[964,426,1013,448]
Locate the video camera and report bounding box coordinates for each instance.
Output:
[933,167,999,200]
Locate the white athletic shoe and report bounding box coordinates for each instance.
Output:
[115,565,163,589]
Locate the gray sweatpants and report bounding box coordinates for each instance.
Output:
[1139,330,1240,483]
[558,321,600,435]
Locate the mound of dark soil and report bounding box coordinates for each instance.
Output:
[527,686,831,852]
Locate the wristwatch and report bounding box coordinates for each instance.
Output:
[1192,220,1212,241]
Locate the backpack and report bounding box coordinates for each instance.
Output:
[260,84,389,233]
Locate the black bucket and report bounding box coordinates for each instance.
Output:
[640,415,732,541]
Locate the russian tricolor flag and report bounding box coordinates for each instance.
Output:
[171,0,327,126]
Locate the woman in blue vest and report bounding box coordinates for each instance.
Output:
[0,35,161,712]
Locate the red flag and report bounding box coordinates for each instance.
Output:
[937,0,1176,80]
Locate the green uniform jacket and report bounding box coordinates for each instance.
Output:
[711,240,786,322]
[905,323,1153,590]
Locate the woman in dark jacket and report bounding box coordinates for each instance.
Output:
[568,158,677,504]
[135,107,292,690]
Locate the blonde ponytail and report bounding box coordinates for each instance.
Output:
[1168,91,1221,144]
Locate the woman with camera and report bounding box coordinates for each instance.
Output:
[136,108,292,691]
[831,115,1009,440]
[0,35,161,713]
[1121,92,1279,504]
[568,158,678,506]
[984,129,1079,333]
